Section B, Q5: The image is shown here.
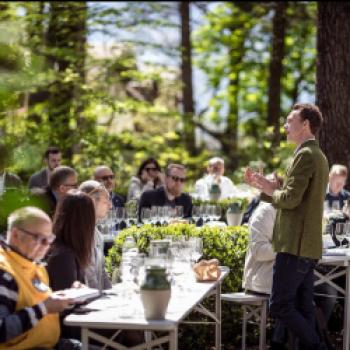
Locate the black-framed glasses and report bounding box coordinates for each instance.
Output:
[145,167,158,172]
[100,175,115,181]
[63,183,78,188]
[17,227,56,246]
[169,175,186,183]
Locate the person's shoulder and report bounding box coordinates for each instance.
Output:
[129,176,141,185]
[112,192,125,203]
[342,189,350,197]
[48,243,74,260]
[221,176,234,184]
[252,202,276,220]
[30,168,45,178]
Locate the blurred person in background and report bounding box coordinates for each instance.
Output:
[127,158,164,202]
[93,165,125,208]
[29,147,62,190]
[194,157,240,200]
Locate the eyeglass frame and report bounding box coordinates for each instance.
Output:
[99,174,115,181]
[63,182,78,188]
[17,227,56,246]
[144,167,158,173]
[168,175,186,183]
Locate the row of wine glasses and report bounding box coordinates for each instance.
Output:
[192,205,222,224]
[141,206,184,225]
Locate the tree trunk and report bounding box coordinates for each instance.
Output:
[267,2,287,146]
[316,2,350,181]
[179,1,196,155]
[46,2,87,161]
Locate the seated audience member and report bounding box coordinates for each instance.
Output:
[241,195,261,225]
[47,191,96,340]
[243,201,276,295]
[33,166,78,218]
[79,180,112,290]
[0,207,79,349]
[29,147,62,190]
[127,158,164,202]
[93,165,125,208]
[194,157,239,200]
[47,191,95,291]
[325,164,350,211]
[138,163,192,219]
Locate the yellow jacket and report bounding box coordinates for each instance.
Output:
[0,246,60,349]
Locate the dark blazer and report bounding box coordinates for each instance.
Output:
[261,140,329,259]
[138,186,192,219]
[31,187,57,219]
[28,168,48,189]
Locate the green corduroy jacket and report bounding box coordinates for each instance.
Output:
[261,139,329,259]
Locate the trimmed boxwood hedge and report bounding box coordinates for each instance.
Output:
[106,223,251,349]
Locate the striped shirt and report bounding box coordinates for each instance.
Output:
[0,268,47,343]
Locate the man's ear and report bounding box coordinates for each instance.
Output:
[11,227,20,242]
[58,184,65,194]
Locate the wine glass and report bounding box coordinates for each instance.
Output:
[192,206,201,225]
[141,208,152,225]
[335,222,346,247]
[188,237,203,262]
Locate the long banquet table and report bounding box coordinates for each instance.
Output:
[65,266,229,349]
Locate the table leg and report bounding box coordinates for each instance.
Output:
[82,328,88,348]
[169,328,178,350]
[344,266,350,350]
[215,283,222,349]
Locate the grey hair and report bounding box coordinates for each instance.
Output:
[208,157,224,165]
[166,164,186,176]
[7,207,51,239]
[79,180,108,200]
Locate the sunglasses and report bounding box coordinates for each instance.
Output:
[100,175,115,181]
[145,167,158,172]
[18,227,56,246]
[169,175,186,183]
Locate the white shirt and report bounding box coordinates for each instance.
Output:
[194,174,240,200]
[243,202,277,294]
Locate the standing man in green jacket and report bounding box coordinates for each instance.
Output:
[245,103,329,350]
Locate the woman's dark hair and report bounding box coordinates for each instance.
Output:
[136,158,161,178]
[53,191,95,269]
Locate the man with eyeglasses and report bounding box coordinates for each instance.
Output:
[138,164,192,220]
[0,207,81,349]
[93,165,125,209]
[32,166,78,218]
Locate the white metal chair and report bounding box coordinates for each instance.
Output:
[221,292,268,350]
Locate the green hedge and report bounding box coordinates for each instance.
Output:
[106,223,250,349]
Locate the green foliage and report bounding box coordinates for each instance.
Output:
[106,223,249,349]
[192,197,249,213]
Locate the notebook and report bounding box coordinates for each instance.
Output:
[52,287,101,304]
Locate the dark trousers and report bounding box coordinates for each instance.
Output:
[270,252,321,348]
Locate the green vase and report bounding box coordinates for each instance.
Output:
[140,266,171,319]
